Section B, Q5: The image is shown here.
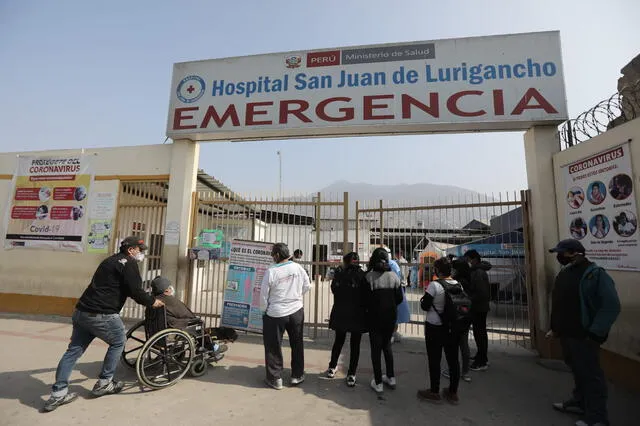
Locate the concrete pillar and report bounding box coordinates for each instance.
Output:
[523,126,561,353]
[161,139,199,301]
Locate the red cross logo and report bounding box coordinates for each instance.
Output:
[186,85,195,94]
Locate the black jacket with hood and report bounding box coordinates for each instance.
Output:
[328,264,368,333]
[468,261,492,313]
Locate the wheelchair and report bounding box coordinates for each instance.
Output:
[121,307,225,389]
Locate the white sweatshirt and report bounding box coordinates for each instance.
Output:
[260,261,312,318]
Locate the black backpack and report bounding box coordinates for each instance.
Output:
[421,279,472,332]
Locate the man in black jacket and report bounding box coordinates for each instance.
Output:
[44,236,164,412]
[464,249,492,371]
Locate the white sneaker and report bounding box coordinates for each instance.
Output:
[370,379,383,393]
[382,375,396,389]
[290,374,305,386]
[324,368,336,379]
[346,375,356,387]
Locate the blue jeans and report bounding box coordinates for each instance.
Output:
[51,310,126,396]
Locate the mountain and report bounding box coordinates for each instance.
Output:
[285,181,502,229]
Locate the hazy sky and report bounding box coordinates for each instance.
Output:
[1,0,637,196]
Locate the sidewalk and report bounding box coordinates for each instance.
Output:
[0,313,637,426]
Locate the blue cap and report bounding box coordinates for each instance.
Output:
[549,239,585,254]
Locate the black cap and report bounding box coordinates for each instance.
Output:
[549,239,585,254]
[120,236,148,251]
[151,276,171,295]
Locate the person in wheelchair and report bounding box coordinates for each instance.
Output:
[150,276,234,360]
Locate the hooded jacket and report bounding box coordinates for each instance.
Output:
[468,261,492,313]
[328,264,368,333]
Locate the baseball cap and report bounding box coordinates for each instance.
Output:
[549,239,585,254]
[120,236,148,251]
[151,276,171,295]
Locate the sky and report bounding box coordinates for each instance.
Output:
[0,0,638,197]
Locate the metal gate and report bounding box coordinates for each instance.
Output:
[356,190,533,348]
[186,189,350,339]
[185,186,533,347]
[114,180,168,320]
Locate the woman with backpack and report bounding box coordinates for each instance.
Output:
[442,258,473,383]
[324,252,368,387]
[364,247,403,394]
[417,257,471,404]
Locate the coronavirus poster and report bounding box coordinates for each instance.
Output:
[3,154,93,252]
[221,240,274,332]
[562,142,638,271]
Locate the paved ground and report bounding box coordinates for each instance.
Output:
[0,313,637,426]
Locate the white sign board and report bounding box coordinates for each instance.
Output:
[166,31,567,141]
[561,142,639,271]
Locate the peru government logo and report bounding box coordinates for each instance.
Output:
[177,75,205,103]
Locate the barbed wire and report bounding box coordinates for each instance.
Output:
[558,79,640,150]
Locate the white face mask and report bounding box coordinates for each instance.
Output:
[134,252,145,262]
[166,286,175,297]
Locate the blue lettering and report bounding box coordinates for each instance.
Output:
[295,73,308,90]
[425,65,438,82]
[513,64,526,78]
[211,80,225,96]
[543,62,556,76]
[527,58,541,77]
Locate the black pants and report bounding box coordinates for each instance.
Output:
[561,337,608,424]
[471,311,489,364]
[425,322,460,394]
[369,328,394,385]
[329,330,362,376]
[262,308,305,381]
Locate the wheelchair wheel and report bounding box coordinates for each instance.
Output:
[121,320,146,369]
[189,358,208,377]
[136,328,195,390]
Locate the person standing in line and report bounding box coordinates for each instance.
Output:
[464,249,492,371]
[260,243,312,390]
[547,239,620,426]
[383,246,410,343]
[442,258,473,383]
[417,257,468,405]
[364,247,403,394]
[324,252,368,387]
[43,236,165,412]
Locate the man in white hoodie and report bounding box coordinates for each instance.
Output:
[260,243,312,390]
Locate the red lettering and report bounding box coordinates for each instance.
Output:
[200,105,240,128]
[246,102,273,125]
[401,93,439,118]
[446,91,485,117]
[279,100,311,124]
[493,90,504,116]
[173,107,198,130]
[363,95,394,120]
[316,97,354,122]
[511,88,558,115]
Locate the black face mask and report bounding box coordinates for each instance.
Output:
[556,253,572,266]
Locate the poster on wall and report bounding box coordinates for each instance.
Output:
[220,239,274,333]
[87,191,116,253]
[562,142,639,271]
[3,154,93,252]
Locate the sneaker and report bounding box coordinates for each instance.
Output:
[417,389,441,403]
[290,375,305,386]
[553,399,585,415]
[346,375,356,387]
[42,392,78,412]
[469,362,488,371]
[265,377,283,390]
[443,387,459,405]
[91,380,124,398]
[575,421,607,426]
[324,367,337,379]
[442,369,450,379]
[213,343,228,354]
[370,379,383,393]
[462,373,472,383]
[382,374,396,389]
